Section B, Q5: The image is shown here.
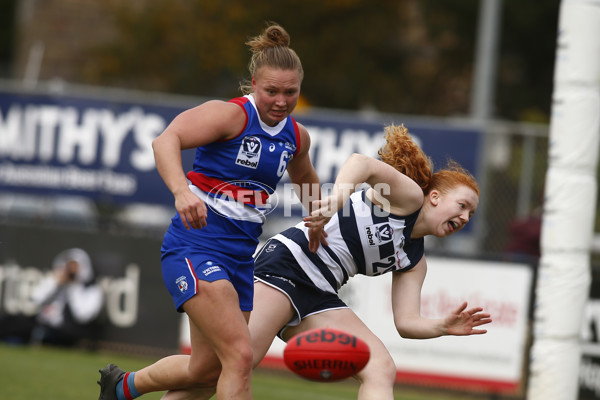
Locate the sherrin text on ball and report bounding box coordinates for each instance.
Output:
[284,328,370,381]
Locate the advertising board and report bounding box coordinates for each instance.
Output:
[0,89,481,221]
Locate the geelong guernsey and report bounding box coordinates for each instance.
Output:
[272,190,424,294]
[167,94,301,257]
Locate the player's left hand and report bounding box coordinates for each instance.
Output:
[444,302,492,336]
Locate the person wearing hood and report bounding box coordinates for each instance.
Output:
[30,247,104,347]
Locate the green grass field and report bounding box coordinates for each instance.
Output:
[0,342,491,400]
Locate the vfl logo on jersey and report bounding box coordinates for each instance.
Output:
[236,136,262,169]
[364,223,394,247]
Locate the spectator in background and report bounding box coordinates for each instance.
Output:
[504,207,542,261]
[30,247,104,347]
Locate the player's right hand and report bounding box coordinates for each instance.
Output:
[175,189,207,230]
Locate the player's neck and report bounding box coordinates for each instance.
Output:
[411,209,428,238]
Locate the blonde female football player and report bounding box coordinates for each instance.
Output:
[97,22,319,400]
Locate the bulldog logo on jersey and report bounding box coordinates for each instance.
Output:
[364,223,394,247]
[235,136,262,169]
[176,276,188,293]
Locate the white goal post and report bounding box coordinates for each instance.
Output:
[527,0,600,399]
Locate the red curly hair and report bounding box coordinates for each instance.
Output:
[377,124,479,196]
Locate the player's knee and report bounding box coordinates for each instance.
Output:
[357,353,396,385]
[214,340,254,376]
[232,343,254,372]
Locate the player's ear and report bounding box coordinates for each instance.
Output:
[428,190,440,206]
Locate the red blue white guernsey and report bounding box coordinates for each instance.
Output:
[166,94,301,257]
[271,190,424,294]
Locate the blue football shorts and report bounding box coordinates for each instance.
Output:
[161,232,254,312]
[253,239,348,335]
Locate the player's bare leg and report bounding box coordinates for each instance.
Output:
[135,279,252,400]
[184,279,253,399]
[249,282,296,366]
[285,308,397,400]
[133,354,217,398]
[160,385,215,400]
[155,282,292,400]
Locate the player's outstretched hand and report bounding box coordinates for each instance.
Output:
[444,302,491,336]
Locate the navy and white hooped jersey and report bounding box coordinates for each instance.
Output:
[271,190,424,294]
[166,94,301,256]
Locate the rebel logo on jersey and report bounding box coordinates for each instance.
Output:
[364,223,394,247]
[235,136,262,169]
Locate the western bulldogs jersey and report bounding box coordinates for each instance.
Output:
[166,94,301,256]
[188,94,299,195]
[270,190,424,294]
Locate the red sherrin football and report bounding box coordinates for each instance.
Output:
[283,328,370,381]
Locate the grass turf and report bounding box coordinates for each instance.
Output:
[0,342,488,400]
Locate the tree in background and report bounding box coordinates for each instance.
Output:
[76,0,558,121]
[0,0,17,77]
[3,0,560,120]
[82,0,480,116]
